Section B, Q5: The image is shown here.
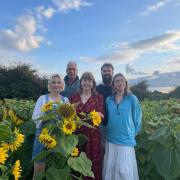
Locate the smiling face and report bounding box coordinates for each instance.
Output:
[80,72,96,94]
[81,78,94,92]
[49,76,63,93]
[113,75,126,94]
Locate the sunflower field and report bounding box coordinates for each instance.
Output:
[0,98,180,180]
[0,99,102,180]
[136,99,180,180]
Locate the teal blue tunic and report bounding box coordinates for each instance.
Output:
[106,93,142,146]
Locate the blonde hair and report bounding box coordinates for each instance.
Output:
[48,74,64,92]
[112,73,129,96]
[80,72,96,95]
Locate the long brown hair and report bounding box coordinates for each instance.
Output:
[79,72,96,95]
[112,73,129,96]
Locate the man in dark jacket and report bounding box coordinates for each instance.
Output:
[61,61,80,98]
[96,63,114,147]
[96,63,114,101]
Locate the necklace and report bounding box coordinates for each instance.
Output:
[81,94,91,104]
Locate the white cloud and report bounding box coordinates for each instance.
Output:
[80,30,180,64]
[0,14,45,52]
[0,50,34,67]
[166,56,180,64]
[52,0,93,12]
[125,64,148,75]
[35,6,56,19]
[160,56,180,73]
[130,30,180,51]
[140,0,171,16]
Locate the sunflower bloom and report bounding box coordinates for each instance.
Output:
[0,147,8,164]
[12,160,22,180]
[2,107,8,120]
[41,101,53,112]
[8,110,23,125]
[89,110,102,126]
[38,128,57,149]
[71,147,79,157]
[57,104,76,119]
[62,119,77,135]
[15,118,24,125]
[8,109,17,121]
[1,128,25,152]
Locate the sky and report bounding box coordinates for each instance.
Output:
[0,0,180,91]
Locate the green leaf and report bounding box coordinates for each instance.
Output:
[46,166,71,180]
[32,150,52,162]
[67,152,94,178]
[78,120,95,129]
[19,121,36,136]
[0,165,8,174]
[47,153,67,169]
[77,133,88,146]
[148,127,171,145]
[0,176,9,180]
[38,112,57,122]
[0,124,12,142]
[152,144,180,179]
[54,134,78,156]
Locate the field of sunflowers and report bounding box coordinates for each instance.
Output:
[0,98,180,180]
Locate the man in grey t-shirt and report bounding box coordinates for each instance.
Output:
[61,61,80,98]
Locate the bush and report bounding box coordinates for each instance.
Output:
[0,64,48,100]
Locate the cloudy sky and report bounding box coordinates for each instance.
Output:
[0,0,180,90]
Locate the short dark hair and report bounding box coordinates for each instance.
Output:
[101,63,114,71]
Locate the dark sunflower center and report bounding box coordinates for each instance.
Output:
[66,123,72,129]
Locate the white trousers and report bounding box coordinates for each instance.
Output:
[103,142,139,180]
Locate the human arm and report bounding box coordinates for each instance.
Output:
[132,95,142,135]
[32,96,44,128]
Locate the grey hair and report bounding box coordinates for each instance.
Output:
[66,61,77,70]
[48,74,64,92]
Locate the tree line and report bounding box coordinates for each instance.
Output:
[0,64,179,100]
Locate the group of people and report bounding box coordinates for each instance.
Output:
[32,61,142,180]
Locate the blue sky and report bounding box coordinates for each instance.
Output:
[0,0,180,86]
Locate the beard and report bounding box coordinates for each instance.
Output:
[102,75,112,85]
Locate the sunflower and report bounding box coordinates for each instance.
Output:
[89,110,102,126]
[8,109,23,125]
[2,107,8,121]
[15,118,24,125]
[38,128,57,149]
[12,160,22,180]
[57,104,76,119]
[62,119,77,135]
[1,128,25,152]
[8,109,17,120]
[0,147,8,164]
[41,101,53,112]
[71,147,79,157]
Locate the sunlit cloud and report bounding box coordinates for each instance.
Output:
[80,30,180,64]
[52,0,93,12]
[0,14,45,52]
[140,0,171,16]
[35,6,56,19]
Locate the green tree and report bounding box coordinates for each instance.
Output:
[130,80,150,101]
[168,86,180,99]
[0,64,48,100]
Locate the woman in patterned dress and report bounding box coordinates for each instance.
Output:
[70,72,104,180]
